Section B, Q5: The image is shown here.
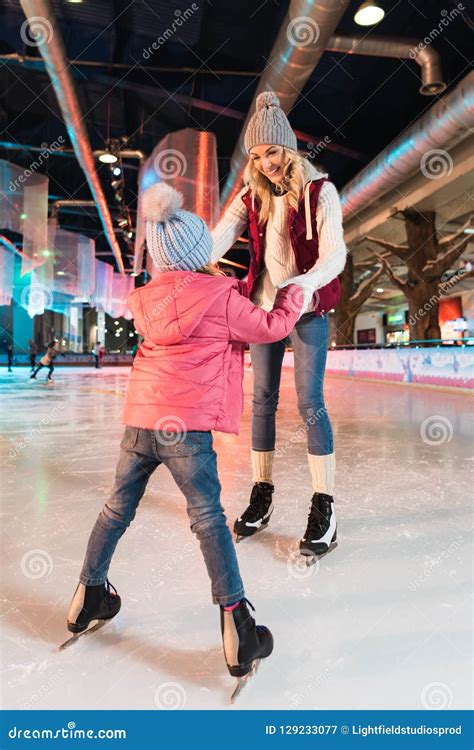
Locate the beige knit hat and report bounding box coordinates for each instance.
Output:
[244,91,297,153]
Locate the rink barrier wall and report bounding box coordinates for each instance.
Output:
[244,347,473,390]
[4,347,473,388]
[0,353,133,366]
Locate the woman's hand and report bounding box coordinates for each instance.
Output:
[277,275,315,316]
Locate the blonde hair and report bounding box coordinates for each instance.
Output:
[195,262,226,276]
[243,148,314,224]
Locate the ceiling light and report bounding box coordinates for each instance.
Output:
[376,287,384,293]
[98,151,118,164]
[354,1,385,26]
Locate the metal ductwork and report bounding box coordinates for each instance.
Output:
[327,35,445,96]
[340,70,474,221]
[19,0,125,274]
[220,0,352,209]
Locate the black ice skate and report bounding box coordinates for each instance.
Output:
[299,493,337,566]
[220,599,273,703]
[234,482,274,542]
[60,580,121,650]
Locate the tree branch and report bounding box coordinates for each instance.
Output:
[439,265,474,291]
[350,265,384,309]
[365,235,411,259]
[353,252,391,269]
[438,215,473,247]
[423,234,474,279]
[353,259,379,269]
[374,253,408,291]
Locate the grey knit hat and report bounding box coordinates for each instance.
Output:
[141,183,212,272]
[244,91,297,153]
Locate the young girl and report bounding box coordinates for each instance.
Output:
[66,183,310,693]
[211,91,347,559]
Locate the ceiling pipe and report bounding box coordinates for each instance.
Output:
[19,0,125,274]
[50,200,138,217]
[0,142,143,172]
[119,149,146,163]
[0,48,444,91]
[220,0,352,210]
[340,71,474,221]
[0,141,72,158]
[327,34,445,96]
[92,148,146,164]
[0,52,262,76]
[0,141,146,165]
[50,199,97,218]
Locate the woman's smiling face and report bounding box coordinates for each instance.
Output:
[249,144,286,183]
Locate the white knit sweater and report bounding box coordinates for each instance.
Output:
[210,167,347,312]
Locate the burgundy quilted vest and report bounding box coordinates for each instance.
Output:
[241,178,341,316]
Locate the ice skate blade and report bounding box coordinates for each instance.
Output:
[230,659,261,704]
[301,541,338,566]
[59,619,107,651]
[234,521,270,544]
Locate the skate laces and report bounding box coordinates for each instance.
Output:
[242,484,273,522]
[307,493,332,534]
[307,495,324,534]
[104,579,118,610]
[241,599,268,635]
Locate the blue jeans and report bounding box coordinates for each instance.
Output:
[80,427,245,607]
[251,313,334,455]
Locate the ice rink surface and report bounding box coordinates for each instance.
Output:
[0,366,472,710]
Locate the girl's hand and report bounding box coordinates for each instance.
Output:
[277,276,315,316]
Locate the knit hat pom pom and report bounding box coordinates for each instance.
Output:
[141,182,183,223]
[256,91,280,110]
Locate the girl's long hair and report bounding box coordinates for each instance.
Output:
[195,262,226,276]
[243,148,314,224]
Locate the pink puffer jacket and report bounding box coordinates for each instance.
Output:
[123,271,302,434]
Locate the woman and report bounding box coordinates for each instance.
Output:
[210,91,347,558]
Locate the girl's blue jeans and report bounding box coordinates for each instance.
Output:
[79,427,245,607]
